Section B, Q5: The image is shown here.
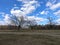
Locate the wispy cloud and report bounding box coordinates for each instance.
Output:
[40,10,49,15]
[54,10,60,15]
[46,0,60,10]
[56,19,60,25]
[17,0,31,3]
[4,14,11,25]
[0,21,7,25]
[46,2,52,7]
[27,16,46,22]
[0,13,12,25]
[50,3,60,10]
[11,0,40,16]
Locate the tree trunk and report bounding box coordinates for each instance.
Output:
[18,25,21,30]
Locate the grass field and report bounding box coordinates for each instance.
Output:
[0,30,60,45]
[0,34,60,45]
[0,30,60,33]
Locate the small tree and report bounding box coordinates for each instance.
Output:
[47,16,56,29]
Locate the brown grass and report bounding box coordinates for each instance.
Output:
[0,34,60,45]
[0,30,60,33]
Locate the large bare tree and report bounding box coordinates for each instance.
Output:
[10,15,37,30]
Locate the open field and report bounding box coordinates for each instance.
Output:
[0,30,60,45]
[0,29,60,33]
[0,30,60,33]
[0,34,60,45]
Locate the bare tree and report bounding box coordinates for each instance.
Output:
[17,16,24,29]
[11,15,25,30]
[47,16,54,25]
[47,16,56,29]
[9,15,37,30]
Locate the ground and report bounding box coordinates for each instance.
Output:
[0,30,60,45]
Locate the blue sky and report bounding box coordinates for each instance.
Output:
[0,0,60,25]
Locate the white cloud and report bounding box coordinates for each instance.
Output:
[21,5,35,14]
[46,1,60,10]
[54,10,60,15]
[57,19,60,22]
[56,19,60,25]
[20,0,40,14]
[35,17,46,22]
[27,16,47,22]
[0,12,5,17]
[0,21,7,25]
[49,0,57,4]
[40,11,49,15]
[0,14,12,25]
[11,0,40,16]
[4,14,11,25]
[50,3,60,10]
[3,14,17,25]
[17,0,31,3]
[40,11,45,14]
[46,2,52,7]
[11,9,25,17]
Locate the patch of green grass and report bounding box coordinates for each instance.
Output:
[0,34,60,45]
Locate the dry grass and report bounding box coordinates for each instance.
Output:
[0,30,60,33]
[0,30,60,45]
[0,34,60,45]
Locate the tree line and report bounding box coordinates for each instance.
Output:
[0,24,60,30]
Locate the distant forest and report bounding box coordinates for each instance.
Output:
[0,25,60,30]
